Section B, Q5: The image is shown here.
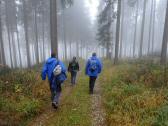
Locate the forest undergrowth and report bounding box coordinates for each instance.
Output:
[0,59,168,126]
[0,65,51,126]
[100,60,168,126]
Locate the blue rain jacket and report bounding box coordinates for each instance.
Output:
[41,58,67,83]
[85,56,102,77]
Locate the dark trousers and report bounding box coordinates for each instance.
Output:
[49,80,62,103]
[71,71,77,85]
[89,76,97,93]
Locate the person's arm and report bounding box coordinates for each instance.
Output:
[41,63,47,80]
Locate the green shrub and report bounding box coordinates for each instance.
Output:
[123,84,143,96]
[17,99,41,118]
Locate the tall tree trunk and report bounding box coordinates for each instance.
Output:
[11,32,17,67]
[124,43,127,57]
[0,6,5,65]
[63,9,67,60]
[16,24,22,67]
[133,0,139,57]
[114,0,121,64]
[76,41,80,58]
[161,0,168,64]
[70,40,72,59]
[50,0,58,57]
[11,1,17,68]
[147,0,154,55]
[34,8,39,64]
[12,0,22,67]
[106,43,111,59]
[80,40,83,58]
[42,10,45,61]
[5,1,13,68]
[119,0,125,58]
[151,0,156,54]
[23,0,31,67]
[139,0,147,58]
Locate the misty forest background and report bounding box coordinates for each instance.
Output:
[1,0,168,126]
[0,0,168,68]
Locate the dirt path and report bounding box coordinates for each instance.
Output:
[28,77,107,126]
[91,80,107,126]
[28,83,74,126]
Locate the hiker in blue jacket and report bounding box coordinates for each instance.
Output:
[85,53,102,94]
[41,52,67,109]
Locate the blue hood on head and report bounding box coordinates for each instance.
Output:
[91,56,97,60]
[46,58,57,64]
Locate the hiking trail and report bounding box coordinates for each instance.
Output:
[91,80,107,126]
[28,82,74,126]
[28,78,107,126]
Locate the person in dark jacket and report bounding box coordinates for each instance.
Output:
[41,52,67,109]
[85,53,102,94]
[68,57,79,85]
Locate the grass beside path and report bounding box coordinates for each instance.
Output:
[45,72,92,126]
[99,61,168,126]
[0,62,92,126]
[2,60,167,126]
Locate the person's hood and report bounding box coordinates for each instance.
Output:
[46,58,56,64]
[72,59,76,62]
[91,56,97,60]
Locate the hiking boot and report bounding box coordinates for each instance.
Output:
[52,102,58,109]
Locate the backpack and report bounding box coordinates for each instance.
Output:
[71,61,77,71]
[89,59,97,73]
[53,65,62,76]
[53,60,67,84]
[53,60,61,76]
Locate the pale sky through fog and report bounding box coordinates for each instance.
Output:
[85,0,100,24]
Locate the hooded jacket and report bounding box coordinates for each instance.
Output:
[41,58,66,82]
[85,56,102,77]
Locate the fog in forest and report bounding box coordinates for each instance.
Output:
[1,0,168,125]
[0,0,168,68]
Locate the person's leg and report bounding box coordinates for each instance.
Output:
[92,77,97,91]
[55,83,62,103]
[54,91,61,104]
[89,77,92,94]
[90,76,97,94]
[49,81,55,101]
[71,72,73,84]
[50,80,59,109]
[72,72,75,85]
[73,72,77,84]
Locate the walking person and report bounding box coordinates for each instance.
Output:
[68,57,79,85]
[85,53,102,94]
[41,52,67,109]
